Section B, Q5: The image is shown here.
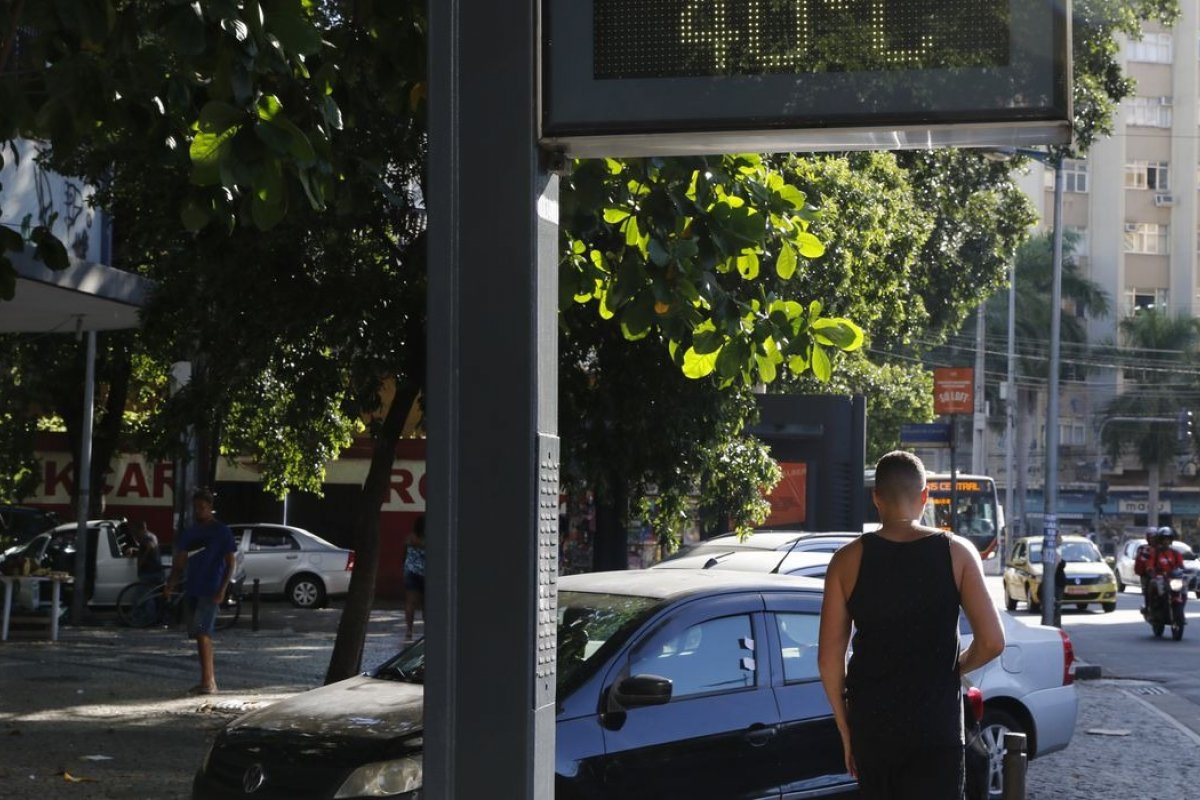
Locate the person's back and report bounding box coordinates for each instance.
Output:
[845,531,961,745]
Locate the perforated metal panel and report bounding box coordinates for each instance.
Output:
[535,435,561,706]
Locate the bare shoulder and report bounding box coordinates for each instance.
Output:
[826,537,864,594]
[948,534,983,568]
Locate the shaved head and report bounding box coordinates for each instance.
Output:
[874,451,927,504]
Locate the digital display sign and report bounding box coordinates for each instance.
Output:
[593,0,1010,79]
[542,0,1071,157]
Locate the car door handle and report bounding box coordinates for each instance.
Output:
[286,555,299,560]
[744,723,777,747]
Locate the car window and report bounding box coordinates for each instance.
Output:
[250,529,301,551]
[628,614,756,699]
[775,613,820,683]
[557,591,662,695]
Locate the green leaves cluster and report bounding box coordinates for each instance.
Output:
[0,0,343,293]
[561,155,862,386]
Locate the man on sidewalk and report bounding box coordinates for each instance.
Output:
[166,487,237,695]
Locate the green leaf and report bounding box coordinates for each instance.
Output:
[265,9,324,56]
[755,353,778,384]
[775,243,797,279]
[31,228,70,270]
[189,125,240,186]
[603,208,631,224]
[647,238,670,267]
[797,231,825,258]
[812,318,865,351]
[683,346,720,379]
[198,101,245,134]
[256,94,283,122]
[735,251,759,279]
[778,184,806,210]
[604,158,623,175]
[250,162,287,229]
[180,195,211,232]
[787,354,809,374]
[624,215,641,247]
[164,2,207,56]
[811,345,832,382]
[0,225,24,252]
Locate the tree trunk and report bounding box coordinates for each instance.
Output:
[324,379,417,684]
[592,472,628,571]
[1148,461,1161,528]
[89,344,132,518]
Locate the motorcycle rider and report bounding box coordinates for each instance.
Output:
[1133,527,1157,613]
[1140,526,1185,616]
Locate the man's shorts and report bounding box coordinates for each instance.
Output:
[186,596,219,638]
[404,571,425,594]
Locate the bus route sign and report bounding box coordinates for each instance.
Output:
[541,0,1072,157]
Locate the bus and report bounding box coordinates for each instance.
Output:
[864,471,1004,559]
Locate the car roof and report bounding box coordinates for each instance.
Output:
[1017,535,1094,544]
[558,569,824,600]
[687,530,860,550]
[651,550,833,574]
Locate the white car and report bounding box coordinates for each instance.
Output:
[662,530,860,563]
[229,524,354,608]
[653,539,1079,800]
[1113,537,1200,599]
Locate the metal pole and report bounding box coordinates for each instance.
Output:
[973,304,987,474]
[70,328,96,625]
[1001,731,1028,800]
[950,416,959,534]
[1041,156,1065,627]
[1005,256,1017,562]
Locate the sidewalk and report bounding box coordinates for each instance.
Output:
[1026,679,1200,799]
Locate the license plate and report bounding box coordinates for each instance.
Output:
[1065,586,1090,595]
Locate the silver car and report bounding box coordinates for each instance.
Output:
[230,524,354,608]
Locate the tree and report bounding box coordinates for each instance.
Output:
[1102,311,1200,526]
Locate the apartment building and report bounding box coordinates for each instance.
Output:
[994,7,1200,536]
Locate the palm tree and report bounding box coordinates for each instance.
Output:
[984,232,1109,537]
[1102,311,1200,526]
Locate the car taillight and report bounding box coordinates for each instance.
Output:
[966,686,984,724]
[1059,628,1075,686]
[345,551,356,571]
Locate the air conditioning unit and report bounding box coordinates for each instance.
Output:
[1124,222,1139,232]
[1154,193,1175,207]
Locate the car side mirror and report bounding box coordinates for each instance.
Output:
[609,674,672,710]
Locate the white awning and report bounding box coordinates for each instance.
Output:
[1,246,153,333]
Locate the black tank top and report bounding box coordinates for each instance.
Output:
[845,532,963,746]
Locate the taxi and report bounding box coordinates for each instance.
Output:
[1003,535,1118,614]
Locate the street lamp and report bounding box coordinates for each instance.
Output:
[986,147,1065,627]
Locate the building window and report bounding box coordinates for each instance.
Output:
[1123,223,1169,255]
[1123,287,1170,315]
[1125,161,1170,190]
[1043,159,1089,193]
[1128,32,1173,63]
[1127,96,1173,127]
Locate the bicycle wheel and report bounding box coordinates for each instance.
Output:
[215,594,241,631]
[117,582,162,628]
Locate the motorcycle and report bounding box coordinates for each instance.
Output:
[1145,568,1188,641]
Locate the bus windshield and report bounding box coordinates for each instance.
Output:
[865,472,1001,558]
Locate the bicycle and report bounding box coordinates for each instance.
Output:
[116,580,241,631]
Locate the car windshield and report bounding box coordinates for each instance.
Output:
[373,590,662,696]
[1029,540,1103,564]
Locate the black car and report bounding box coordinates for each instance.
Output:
[193,570,984,799]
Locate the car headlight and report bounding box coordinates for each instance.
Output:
[1170,578,1185,592]
[334,755,422,798]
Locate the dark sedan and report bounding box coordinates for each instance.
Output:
[194,570,859,799]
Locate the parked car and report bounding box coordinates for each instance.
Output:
[0,505,59,550]
[652,549,835,579]
[1113,537,1200,599]
[657,541,1079,799]
[1003,535,1118,613]
[194,570,857,799]
[661,530,860,564]
[228,524,354,609]
[1,520,244,607]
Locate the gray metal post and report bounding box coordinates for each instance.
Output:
[70,329,96,625]
[973,304,987,474]
[1004,255,1016,562]
[1041,157,1065,627]
[1002,731,1028,800]
[426,0,558,796]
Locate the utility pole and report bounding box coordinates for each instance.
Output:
[973,303,987,475]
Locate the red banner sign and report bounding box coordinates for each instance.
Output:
[934,367,974,415]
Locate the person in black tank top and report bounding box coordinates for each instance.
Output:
[817,451,1005,800]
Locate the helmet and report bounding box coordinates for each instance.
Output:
[1157,526,1175,542]
[1146,527,1158,543]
